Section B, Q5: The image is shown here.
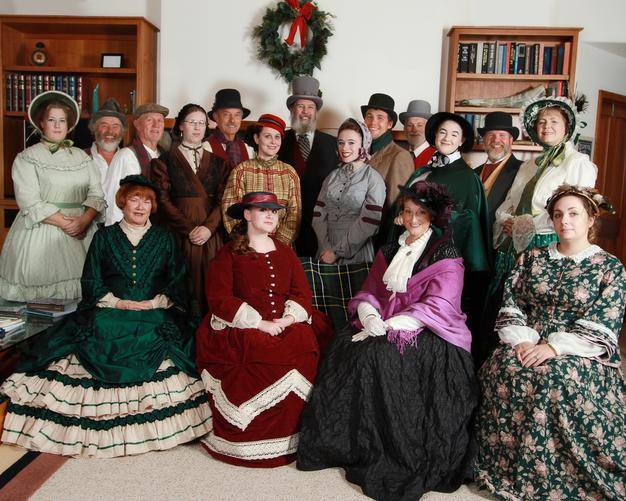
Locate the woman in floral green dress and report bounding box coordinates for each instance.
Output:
[475,185,625,500]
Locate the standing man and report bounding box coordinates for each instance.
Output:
[475,112,523,228]
[279,75,337,257]
[399,100,436,169]
[206,88,254,168]
[361,93,414,247]
[103,102,168,225]
[85,97,126,190]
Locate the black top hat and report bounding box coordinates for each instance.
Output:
[425,112,475,153]
[226,191,286,220]
[209,89,251,121]
[360,93,398,127]
[477,111,519,140]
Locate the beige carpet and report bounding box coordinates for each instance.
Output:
[31,443,496,501]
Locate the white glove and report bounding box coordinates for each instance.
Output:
[351,330,370,342]
[362,314,387,337]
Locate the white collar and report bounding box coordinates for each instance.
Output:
[547,242,602,264]
[445,150,461,163]
[120,218,152,246]
[382,228,433,293]
[411,141,430,157]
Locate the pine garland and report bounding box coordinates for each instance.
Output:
[253,1,334,82]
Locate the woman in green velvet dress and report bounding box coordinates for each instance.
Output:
[0,175,211,458]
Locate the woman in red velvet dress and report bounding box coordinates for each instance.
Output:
[195,191,331,467]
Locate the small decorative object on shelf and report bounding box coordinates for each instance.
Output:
[30,42,48,66]
[252,0,334,82]
[92,83,100,113]
[101,53,123,69]
[129,89,136,113]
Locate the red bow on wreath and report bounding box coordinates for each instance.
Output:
[284,0,316,47]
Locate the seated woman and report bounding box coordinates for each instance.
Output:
[196,191,332,467]
[297,181,479,501]
[0,175,211,458]
[312,118,386,265]
[475,185,625,500]
[221,114,301,247]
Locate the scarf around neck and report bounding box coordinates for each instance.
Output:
[41,137,74,154]
[370,130,393,154]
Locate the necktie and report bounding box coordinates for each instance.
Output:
[298,134,311,161]
[181,143,202,171]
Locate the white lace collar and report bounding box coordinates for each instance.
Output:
[120,218,152,246]
[547,242,602,263]
[382,228,432,293]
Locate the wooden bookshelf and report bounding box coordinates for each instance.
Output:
[0,15,159,244]
[445,26,582,153]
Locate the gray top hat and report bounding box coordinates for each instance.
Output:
[89,97,127,128]
[286,75,323,110]
[399,100,433,125]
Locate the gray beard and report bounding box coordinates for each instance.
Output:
[486,149,509,163]
[96,138,122,153]
[407,136,426,149]
[291,116,316,135]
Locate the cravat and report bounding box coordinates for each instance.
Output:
[181,143,202,171]
[298,134,311,161]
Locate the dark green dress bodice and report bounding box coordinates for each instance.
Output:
[17,224,197,383]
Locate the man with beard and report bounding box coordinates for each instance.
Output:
[475,112,522,228]
[206,88,254,168]
[278,75,337,256]
[102,102,168,225]
[399,100,436,169]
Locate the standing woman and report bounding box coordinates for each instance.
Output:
[196,191,331,467]
[0,91,105,301]
[312,118,386,264]
[221,114,301,246]
[492,96,597,290]
[475,185,625,499]
[152,103,228,316]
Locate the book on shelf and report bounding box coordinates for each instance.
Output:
[4,72,85,112]
[456,40,571,76]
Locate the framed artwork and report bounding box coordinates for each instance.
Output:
[101,53,123,68]
[577,136,593,157]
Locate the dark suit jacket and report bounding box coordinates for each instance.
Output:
[476,154,523,229]
[279,129,338,257]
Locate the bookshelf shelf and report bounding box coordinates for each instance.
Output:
[445,26,582,153]
[456,73,569,81]
[5,65,137,76]
[0,15,159,244]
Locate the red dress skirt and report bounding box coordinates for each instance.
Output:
[195,240,331,467]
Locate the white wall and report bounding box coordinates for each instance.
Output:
[2,0,626,139]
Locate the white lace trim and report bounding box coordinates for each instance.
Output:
[547,242,602,263]
[200,369,312,431]
[499,306,526,319]
[201,431,298,460]
[575,319,618,344]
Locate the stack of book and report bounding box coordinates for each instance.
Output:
[0,298,26,318]
[26,298,78,320]
[457,41,571,77]
[0,316,25,338]
[6,73,84,112]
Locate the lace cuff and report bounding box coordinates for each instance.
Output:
[283,300,311,324]
[22,201,60,229]
[97,292,120,308]
[210,302,262,330]
[498,325,540,347]
[512,214,536,253]
[150,294,172,309]
[493,213,513,249]
[548,331,607,357]
[357,301,380,324]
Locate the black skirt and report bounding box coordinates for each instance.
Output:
[297,326,479,501]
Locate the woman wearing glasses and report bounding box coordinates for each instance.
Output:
[152,103,228,316]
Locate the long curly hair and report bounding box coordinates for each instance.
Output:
[230,220,256,255]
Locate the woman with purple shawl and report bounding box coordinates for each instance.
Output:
[297,181,479,501]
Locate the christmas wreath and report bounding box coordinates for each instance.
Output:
[253,0,334,82]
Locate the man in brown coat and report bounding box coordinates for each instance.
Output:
[361,93,414,247]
